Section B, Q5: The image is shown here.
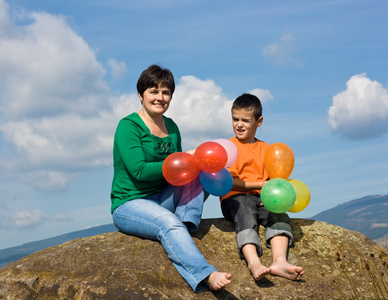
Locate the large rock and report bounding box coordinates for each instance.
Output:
[0,218,387,299]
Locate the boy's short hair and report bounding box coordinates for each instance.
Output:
[232,93,263,120]
[137,64,175,97]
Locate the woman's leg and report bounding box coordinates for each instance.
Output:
[112,199,218,292]
[160,177,209,232]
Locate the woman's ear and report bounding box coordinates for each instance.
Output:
[138,93,143,104]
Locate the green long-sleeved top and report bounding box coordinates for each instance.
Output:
[111,112,182,213]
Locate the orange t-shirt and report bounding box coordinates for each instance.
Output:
[220,136,270,201]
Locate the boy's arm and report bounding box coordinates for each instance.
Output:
[232,177,268,191]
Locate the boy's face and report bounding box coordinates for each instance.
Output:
[232,108,263,143]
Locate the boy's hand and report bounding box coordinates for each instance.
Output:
[259,181,269,206]
[232,178,269,191]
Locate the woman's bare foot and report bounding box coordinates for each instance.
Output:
[205,271,232,290]
[248,259,271,281]
[270,259,304,280]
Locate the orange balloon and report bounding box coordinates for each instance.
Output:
[264,143,294,179]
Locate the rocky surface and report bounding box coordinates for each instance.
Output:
[0,218,387,299]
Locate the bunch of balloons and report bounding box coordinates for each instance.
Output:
[261,143,311,214]
[162,139,238,196]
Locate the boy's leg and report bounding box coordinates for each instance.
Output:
[261,209,303,280]
[222,194,262,256]
[241,244,271,281]
[222,194,270,280]
[269,235,304,280]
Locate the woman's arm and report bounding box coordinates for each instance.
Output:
[115,119,164,181]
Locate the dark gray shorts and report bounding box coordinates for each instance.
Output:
[221,193,293,257]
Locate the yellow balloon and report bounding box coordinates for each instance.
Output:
[288,179,311,213]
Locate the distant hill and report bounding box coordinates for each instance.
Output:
[311,194,388,240]
[0,223,117,269]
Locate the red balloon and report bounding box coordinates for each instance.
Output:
[162,152,200,186]
[264,143,294,179]
[194,141,228,173]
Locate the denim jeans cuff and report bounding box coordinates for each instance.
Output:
[192,265,218,293]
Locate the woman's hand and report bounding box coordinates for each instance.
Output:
[186,149,196,155]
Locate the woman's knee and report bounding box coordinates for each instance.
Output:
[159,213,186,231]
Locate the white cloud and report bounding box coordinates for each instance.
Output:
[0,2,273,191]
[0,0,9,30]
[0,3,120,191]
[262,32,301,66]
[1,209,46,229]
[111,93,142,120]
[107,58,127,80]
[0,11,109,120]
[248,88,274,103]
[166,76,234,147]
[1,113,115,170]
[328,73,388,140]
[166,80,275,149]
[20,170,68,192]
[50,213,73,222]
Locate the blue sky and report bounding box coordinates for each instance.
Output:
[0,0,387,249]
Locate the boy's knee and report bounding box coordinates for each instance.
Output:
[264,222,293,248]
[236,229,261,253]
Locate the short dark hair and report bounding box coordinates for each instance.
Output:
[136,64,175,97]
[232,93,263,120]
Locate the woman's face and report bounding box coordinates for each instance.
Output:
[140,84,172,116]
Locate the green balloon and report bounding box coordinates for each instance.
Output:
[261,178,296,213]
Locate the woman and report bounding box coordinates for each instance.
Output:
[111,64,232,292]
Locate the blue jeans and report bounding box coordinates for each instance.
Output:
[112,178,216,292]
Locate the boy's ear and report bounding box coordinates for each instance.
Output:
[257,116,263,127]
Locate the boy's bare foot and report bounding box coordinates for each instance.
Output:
[270,260,304,280]
[248,259,271,281]
[205,272,232,290]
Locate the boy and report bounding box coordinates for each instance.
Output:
[220,93,303,281]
